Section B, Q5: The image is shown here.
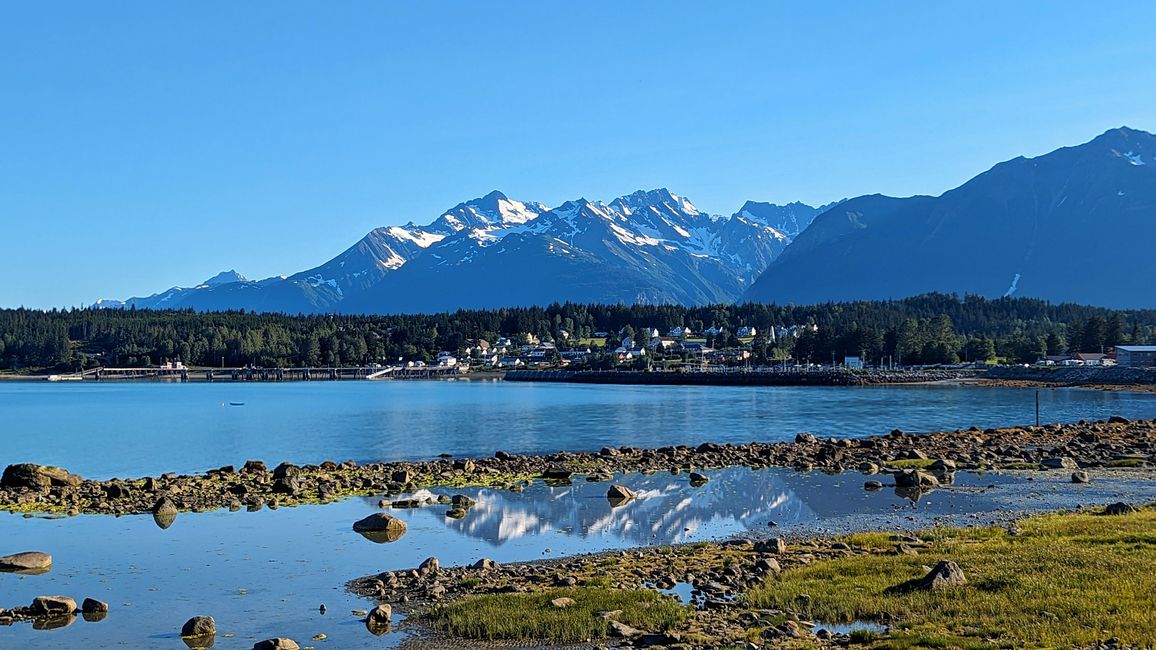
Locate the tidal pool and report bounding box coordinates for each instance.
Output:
[2,467,1154,648]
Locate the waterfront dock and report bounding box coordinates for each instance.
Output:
[49,365,468,382]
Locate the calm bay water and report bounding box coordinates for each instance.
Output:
[0,380,1153,479]
[1,381,1154,648]
[4,466,1155,649]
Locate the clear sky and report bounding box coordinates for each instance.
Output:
[3,2,1155,308]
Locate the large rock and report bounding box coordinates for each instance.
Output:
[153,497,179,529]
[81,598,109,614]
[367,603,391,624]
[609,620,643,638]
[252,639,299,650]
[1,464,82,490]
[352,513,407,543]
[29,595,77,617]
[181,615,216,637]
[0,551,52,572]
[1041,457,1078,470]
[886,560,966,593]
[754,538,787,554]
[1103,502,1140,516]
[895,469,939,488]
[542,466,573,480]
[607,485,637,501]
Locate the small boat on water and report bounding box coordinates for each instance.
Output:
[229,402,245,407]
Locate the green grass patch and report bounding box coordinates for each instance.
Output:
[887,458,938,469]
[747,509,1156,647]
[1107,458,1146,468]
[426,587,688,643]
[999,462,1039,470]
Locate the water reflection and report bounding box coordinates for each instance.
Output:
[152,511,177,530]
[393,469,820,547]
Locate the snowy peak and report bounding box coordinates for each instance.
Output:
[199,270,248,287]
[430,190,549,234]
[612,188,701,217]
[734,201,829,239]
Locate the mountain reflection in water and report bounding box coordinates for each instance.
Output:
[379,469,871,547]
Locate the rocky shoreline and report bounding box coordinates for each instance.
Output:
[982,365,1156,391]
[1,417,1153,518]
[505,368,974,387]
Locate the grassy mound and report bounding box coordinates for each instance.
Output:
[748,508,1156,647]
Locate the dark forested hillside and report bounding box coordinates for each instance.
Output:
[744,127,1156,308]
[2,294,1154,372]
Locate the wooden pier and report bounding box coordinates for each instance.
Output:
[65,365,468,382]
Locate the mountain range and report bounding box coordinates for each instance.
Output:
[97,190,826,313]
[97,127,1156,313]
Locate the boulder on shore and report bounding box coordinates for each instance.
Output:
[1103,502,1139,516]
[0,551,52,572]
[1,464,82,490]
[29,595,77,617]
[542,466,573,480]
[886,560,966,593]
[894,469,939,488]
[366,603,391,625]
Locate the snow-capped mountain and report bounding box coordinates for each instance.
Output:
[342,189,794,312]
[733,200,839,239]
[93,270,254,310]
[95,189,817,314]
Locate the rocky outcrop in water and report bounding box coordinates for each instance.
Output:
[0,551,51,572]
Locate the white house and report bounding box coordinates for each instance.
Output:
[669,326,692,338]
[737,326,757,337]
[647,337,677,351]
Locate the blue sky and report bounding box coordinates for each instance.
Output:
[3,2,1155,308]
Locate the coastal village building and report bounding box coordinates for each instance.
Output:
[1116,345,1156,368]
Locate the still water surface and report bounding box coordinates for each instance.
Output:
[1,382,1153,647]
[1,381,1153,479]
[4,466,1154,649]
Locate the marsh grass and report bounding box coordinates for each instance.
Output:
[1106,458,1146,468]
[427,587,688,642]
[747,509,1156,646]
[887,459,939,469]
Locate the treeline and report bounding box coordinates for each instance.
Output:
[1,293,1154,371]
